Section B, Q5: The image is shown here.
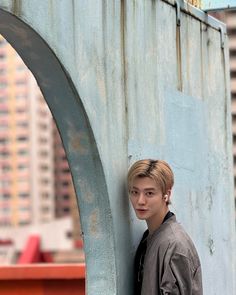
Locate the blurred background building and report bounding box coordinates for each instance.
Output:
[0,35,83,264]
[212,10,236,203]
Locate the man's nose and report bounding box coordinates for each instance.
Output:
[137,193,146,204]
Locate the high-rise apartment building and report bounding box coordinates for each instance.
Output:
[0,35,55,226]
[212,10,236,201]
[0,35,80,234]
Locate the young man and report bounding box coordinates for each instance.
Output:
[128,159,203,295]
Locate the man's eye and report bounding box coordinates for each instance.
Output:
[131,190,138,195]
[146,192,154,196]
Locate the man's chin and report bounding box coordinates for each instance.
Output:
[136,214,148,220]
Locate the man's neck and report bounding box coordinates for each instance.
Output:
[147,208,169,234]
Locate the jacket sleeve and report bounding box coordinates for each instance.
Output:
[160,253,193,295]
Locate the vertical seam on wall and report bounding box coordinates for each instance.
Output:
[176,4,183,92]
[221,32,230,153]
[120,0,130,165]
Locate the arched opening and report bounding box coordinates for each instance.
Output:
[0,33,83,262]
[0,8,116,294]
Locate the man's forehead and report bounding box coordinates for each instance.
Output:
[131,176,161,189]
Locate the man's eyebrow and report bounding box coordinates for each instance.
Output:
[131,186,156,191]
[143,188,156,191]
[131,186,139,190]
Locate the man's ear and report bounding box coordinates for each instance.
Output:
[166,189,171,197]
[165,189,172,204]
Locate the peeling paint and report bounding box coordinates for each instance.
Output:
[205,186,214,210]
[77,178,94,204]
[89,209,100,237]
[68,130,89,155]
[208,237,215,255]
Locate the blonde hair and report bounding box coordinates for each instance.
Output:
[127,159,174,195]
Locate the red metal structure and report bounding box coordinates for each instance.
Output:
[0,264,85,295]
[17,235,53,264]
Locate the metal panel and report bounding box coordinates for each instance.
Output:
[201,0,236,11]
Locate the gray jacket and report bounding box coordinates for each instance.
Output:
[141,215,203,295]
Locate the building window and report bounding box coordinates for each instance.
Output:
[16,108,27,114]
[41,178,49,185]
[0,150,10,156]
[0,109,9,115]
[0,219,11,226]
[39,137,48,144]
[39,123,48,130]
[63,194,70,200]
[40,164,49,171]
[19,193,29,198]
[19,206,30,211]
[1,207,10,213]
[16,121,28,128]
[41,206,50,213]
[17,136,28,142]
[0,124,8,131]
[1,193,10,199]
[0,53,6,60]
[0,96,6,102]
[0,137,9,144]
[63,207,70,213]
[42,192,49,199]
[17,149,28,156]
[230,49,236,58]
[40,150,48,157]
[19,220,30,225]
[1,180,11,188]
[16,64,26,72]
[17,164,28,170]
[15,79,26,85]
[2,165,11,172]
[0,81,7,89]
[15,94,27,99]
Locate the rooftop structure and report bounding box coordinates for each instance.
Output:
[0,35,82,262]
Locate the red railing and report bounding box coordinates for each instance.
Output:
[0,263,85,295]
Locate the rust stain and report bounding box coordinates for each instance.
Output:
[186,0,201,8]
[12,0,22,16]
[176,26,183,92]
[89,209,99,236]
[69,131,89,155]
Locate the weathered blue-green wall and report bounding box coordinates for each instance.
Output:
[0,1,235,294]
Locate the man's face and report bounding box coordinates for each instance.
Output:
[129,176,168,225]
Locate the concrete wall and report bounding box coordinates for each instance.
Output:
[0,1,235,294]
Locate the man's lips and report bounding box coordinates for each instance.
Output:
[136,208,148,212]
